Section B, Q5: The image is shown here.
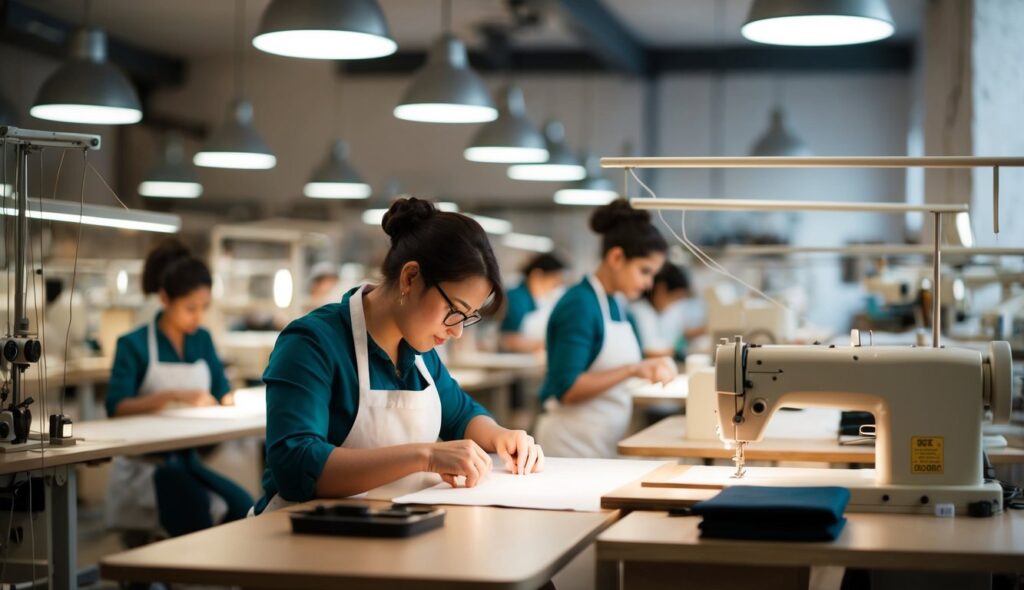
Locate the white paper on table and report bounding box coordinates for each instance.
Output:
[392,456,669,512]
[627,375,689,400]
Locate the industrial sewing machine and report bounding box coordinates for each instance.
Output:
[714,333,1014,514]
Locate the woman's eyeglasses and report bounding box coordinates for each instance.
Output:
[434,284,483,327]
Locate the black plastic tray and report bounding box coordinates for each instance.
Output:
[289,503,446,538]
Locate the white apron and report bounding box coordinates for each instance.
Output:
[105,317,213,530]
[520,287,565,342]
[534,275,642,458]
[262,285,443,513]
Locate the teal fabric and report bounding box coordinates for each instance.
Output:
[106,313,231,417]
[692,486,851,541]
[255,287,491,513]
[499,282,537,333]
[539,278,640,402]
[153,450,253,537]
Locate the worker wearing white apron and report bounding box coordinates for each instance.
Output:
[105,253,252,537]
[499,253,567,353]
[535,200,676,458]
[254,198,544,514]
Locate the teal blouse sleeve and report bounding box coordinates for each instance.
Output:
[539,285,603,402]
[423,352,491,438]
[262,323,339,503]
[106,333,146,417]
[198,329,231,400]
[499,284,535,334]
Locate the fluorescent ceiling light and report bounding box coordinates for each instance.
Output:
[31,29,142,125]
[554,188,618,206]
[304,182,372,199]
[2,196,180,233]
[394,34,497,124]
[742,0,895,46]
[252,0,397,60]
[501,232,553,253]
[466,213,512,235]
[138,181,203,199]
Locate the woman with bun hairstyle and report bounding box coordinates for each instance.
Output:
[534,200,677,458]
[254,197,544,514]
[106,239,252,538]
[499,252,568,353]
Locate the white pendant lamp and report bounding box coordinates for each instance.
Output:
[139,134,203,198]
[394,0,496,124]
[252,0,397,60]
[31,28,142,125]
[507,119,586,182]
[195,0,276,170]
[464,84,547,164]
[750,107,813,156]
[304,140,371,199]
[742,0,895,46]
[554,152,618,206]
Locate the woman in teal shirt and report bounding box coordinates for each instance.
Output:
[535,200,677,458]
[499,253,567,353]
[106,242,252,538]
[255,198,544,513]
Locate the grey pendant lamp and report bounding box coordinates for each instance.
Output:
[252,0,397,60]
[742,0,895,46]
[750,107,813,156]
[0,93,16,197]
[304,140,371,198]
[31,7,142,126]
[139,134,203,198]
[554,152,618,206]
[464,84,547,164]
[195,0,276,170]
[394,0,496,124]
[508,119,585,182]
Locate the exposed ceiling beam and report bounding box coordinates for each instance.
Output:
[341,43,913,76]
[543,0,650,75]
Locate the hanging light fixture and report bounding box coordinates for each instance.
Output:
[195,0,276,170]
[394,0,496,124]
[252,0,397,60]
[749,107,813,156]
[464,84,547,163]
[742,0,895,46]
[554,152,618,206]
[31,26,142,125]
[507,119,585,182]
[304,140,371,199]
[0,94,17,198]
[139,134,203,198]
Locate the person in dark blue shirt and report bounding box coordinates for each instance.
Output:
[536,200,677,458]
[499,253,567,353]
[106,241,252,537]
[256,198,545,513]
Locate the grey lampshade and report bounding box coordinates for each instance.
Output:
[252,0,397,60]
[464,84,548,164]
[394,34,497,124]
[507,119,586,182]
[139,135,203,198]
[31,29,142,125]
[304,140,372,199]
[750,108,813,156]
[743,0,895,46]
[193,99,277,170]
[554,152,618,205]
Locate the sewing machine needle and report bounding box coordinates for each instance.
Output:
[731,441,746,478]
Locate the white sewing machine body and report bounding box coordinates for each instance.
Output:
[714,336,1013,514]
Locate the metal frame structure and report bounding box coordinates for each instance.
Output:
[601,155,1024,349]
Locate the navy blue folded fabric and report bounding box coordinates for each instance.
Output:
[691,486,850,541]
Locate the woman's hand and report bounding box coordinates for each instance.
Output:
[633,358,677,385]
[492,429,544,475]
[175,390,218,407]
[426,440,493,488]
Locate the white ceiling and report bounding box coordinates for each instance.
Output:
[27,0,922,59]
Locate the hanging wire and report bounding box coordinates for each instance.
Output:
[234,0,246,100]
[60,150,88,415]
[580,76,594,150]
[441,0,452,34]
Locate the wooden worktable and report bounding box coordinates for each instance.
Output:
[101,499,619,590]
[619,414,1024,465]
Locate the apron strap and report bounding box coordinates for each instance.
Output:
[586,275,619,324]
[348,285,372,393]
[147,318,160,369]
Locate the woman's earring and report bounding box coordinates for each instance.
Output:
[400,291,407,306]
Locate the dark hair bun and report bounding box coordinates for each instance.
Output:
[589,199,650,235]
[382,197,437,240]
[142,238,191,295]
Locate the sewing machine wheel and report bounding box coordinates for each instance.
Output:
[986,341,1013,425]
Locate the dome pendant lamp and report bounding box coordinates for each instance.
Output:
[507,119,585,182]
[252,0,397,60]
[742,0,895,46]
[139,134,203,198]
[750,107,813,157]
[464,84,547,163]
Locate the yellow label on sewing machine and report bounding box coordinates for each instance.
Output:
[911,436,944,474]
